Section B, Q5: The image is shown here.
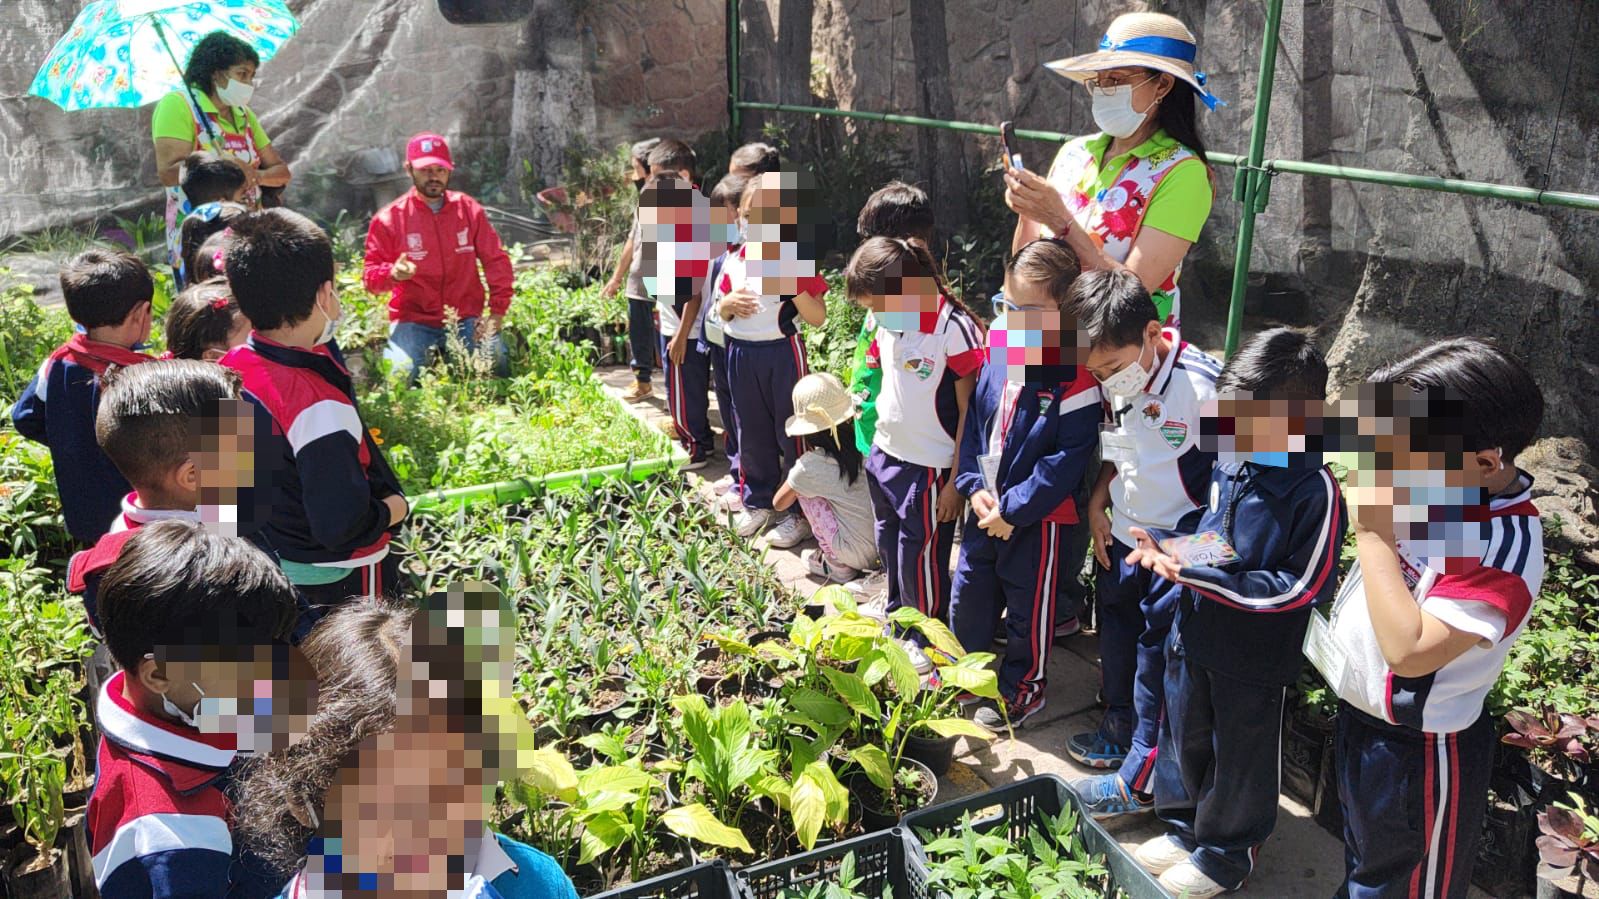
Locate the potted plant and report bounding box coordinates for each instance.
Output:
[0,744,71,899]
[660,694,783,861]
[919,808,1113,899]
[1536,797,1599,898]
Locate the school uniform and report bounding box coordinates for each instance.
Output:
[656,251,715,461]
[1095,330,1219,791]
[9,334,154,543]
[88,671,285,899]
[1143,462,1346,890]
[696,250,739,477]
[222,335,404,619]
[624,213,657,382]
[949,361,1100,708]
[866,299,984,623]
[715,247,826,509]
[1315,473,1542,899]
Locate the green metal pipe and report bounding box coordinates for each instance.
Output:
[409,451,686,512]
[728,0,741,139]
[1224,0,1285,358]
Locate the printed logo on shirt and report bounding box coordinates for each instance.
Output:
[1139,399,1165,428]
[457,228,469,246]
[901,357,935,381]
[406,233,423,252]
[1159,420,1188,448]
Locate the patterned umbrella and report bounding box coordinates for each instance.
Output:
[28,0,299,111]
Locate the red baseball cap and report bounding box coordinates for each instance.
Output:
[406,133,454,171]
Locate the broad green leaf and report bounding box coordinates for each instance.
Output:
[661,803,754,853]
[708,633,756,657]
[859,651,891,685]
[671,694,715,756]
[823,615,886,641]
[806,758,849,822]
[789,615,822,651]
[751,774,793,810]
[849,744,894,792]
[916,717,996,741]
[910,615,966,658]
[821,668,881,720]
[789,687,851,726]
[792,767,828,849]
[936,663,1000,699]
[575,789,641,815]
[577,764,655,795]
[577,810,631,863]
[523,749,577,802]
[829,634,877,662]
[881,640,921,698]
[813,585,857,614]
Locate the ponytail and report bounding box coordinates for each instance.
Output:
[844,236,971,318]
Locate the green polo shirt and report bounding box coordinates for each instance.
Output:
[151,88,271,150]
[1052,129,1213,243]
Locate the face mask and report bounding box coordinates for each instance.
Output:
[1220,449,1291,468]
[1097,339,1152,398]
[161,684,205,727]
[314,293,342,346]
[216,77,254,108]
[876,310,924,332]
[1091,81,1152,139]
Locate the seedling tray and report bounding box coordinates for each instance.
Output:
[736,828,931,899]
[588,860,740,899]
[901,774,1168,899]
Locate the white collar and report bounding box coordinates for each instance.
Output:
[117,493,201,529]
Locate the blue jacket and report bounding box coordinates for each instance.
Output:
[1151,462,1347,686]
[954,361,1101,528]
[9,334,155,543]
[694,250,731,355]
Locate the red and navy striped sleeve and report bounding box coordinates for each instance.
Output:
[944,307,985,378]
[997,374,1102,527]
[88,751,234,898]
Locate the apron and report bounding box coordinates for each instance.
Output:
[163,89,262,270]
[1046,135,1198,325]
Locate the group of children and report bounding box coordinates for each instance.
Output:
[6,129,1548,897]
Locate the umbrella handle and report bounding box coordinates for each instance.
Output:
[150,17,224,151]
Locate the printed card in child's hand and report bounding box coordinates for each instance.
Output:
[978,452,1002,497]
[1159,531,1241,568]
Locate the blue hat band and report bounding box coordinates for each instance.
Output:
[1095,34,1224,109]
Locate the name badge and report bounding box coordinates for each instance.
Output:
[704,314,725,347]
[978,453,1002,497]
[1302,607,1352,697]
[1100,427,1137,464]
[1160,531,1240,567]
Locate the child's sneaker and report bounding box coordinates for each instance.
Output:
[1066,730,1128,769]
[1134,834,1192,875]
[973,695,1047,732]
[763,514,812,549]
[1158,861,1228,898]
[1053,616,1082,640]
[856,592,889,622]
[955,692,984,709]
[711,474,737,495]
[733,508,773,538]
[623,381,653,402]
[715,490,745,514]
[1071,773,1152,821]
[681,452,713,472]
[900,639,933,675]
[803,548,860,583]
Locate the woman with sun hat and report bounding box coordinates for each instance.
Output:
[1003,11,1221,328]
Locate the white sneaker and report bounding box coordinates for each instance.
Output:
[716,490,745,513]
[1158,861,1228,898]
[763,514,813,549]
[856,592,890,623]
[733,508,773,538]
[711,474,736,495]
[803,548,861,583]
[1134,834,1192,875]
[901,639,932,675]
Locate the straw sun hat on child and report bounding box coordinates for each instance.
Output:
[1045,12,1222,110]
[785,373,856,438]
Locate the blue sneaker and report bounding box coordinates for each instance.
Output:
[1071,773,1153,821]
[1067,730,1129,769]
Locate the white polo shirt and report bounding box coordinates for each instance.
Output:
[871,300,985,469]
[715,246,828,342]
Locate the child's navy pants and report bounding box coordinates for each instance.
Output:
[865,447,953,627]
[950,519,1070,707]
[725,334,807,510]
[1096,535,1185,793]
[659,332,714,460]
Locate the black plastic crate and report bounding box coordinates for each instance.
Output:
[588,860,740,899]
[901,774,1167,899]
[736,828,931,899]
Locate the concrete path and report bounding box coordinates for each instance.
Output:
[596,363,1495,899]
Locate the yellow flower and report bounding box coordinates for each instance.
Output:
[369,427,384,445]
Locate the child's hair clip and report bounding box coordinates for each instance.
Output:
[209,296,231,310]
[211,249,227,273]
[158,350,175,361]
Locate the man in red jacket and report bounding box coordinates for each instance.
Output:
[364,133,515,383]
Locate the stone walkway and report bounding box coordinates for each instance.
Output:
[597,364,1494,899]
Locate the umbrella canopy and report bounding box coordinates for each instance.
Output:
[29,0,299,111]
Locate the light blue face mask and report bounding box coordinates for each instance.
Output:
[875,310,924,332]
[1249,450,1290,468]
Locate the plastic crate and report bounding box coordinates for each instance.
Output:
[901,774,1168,899]
[736,828,931,899]
[588,860,741,899]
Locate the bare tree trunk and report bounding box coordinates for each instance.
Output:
[776,0,815,107]
[909,0,967,237]
[507,0,596,198]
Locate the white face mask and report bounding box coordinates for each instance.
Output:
[1090,79,1154,139]
[314,293,342,346]
[1098,339,1153,398]
[215,77,254,108]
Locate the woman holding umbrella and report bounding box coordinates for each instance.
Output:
[152,30,292,264]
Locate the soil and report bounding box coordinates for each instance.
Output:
[857,766,936,818]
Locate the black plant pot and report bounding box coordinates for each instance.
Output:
[1474,790,1538,898]
[844,758,939,831]
[904,728,959,779]
[3,844,70,899]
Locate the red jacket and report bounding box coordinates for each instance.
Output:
[363,189,514,327]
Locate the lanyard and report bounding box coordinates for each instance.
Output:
[989,381,1024,457]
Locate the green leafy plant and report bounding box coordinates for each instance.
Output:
[663,694,774,855]
[919,808,1111,899]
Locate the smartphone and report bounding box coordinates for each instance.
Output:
[999,121,1025,172]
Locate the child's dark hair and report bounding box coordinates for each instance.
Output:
[179,201,246,286]
[1367,336,1544,460]
[181,152,247,207]
[844,236,968,317]
[730,142,781,175]
[629,137,662,170]
[857,181,935,244]
[1064,269,1157,349]
[59,249,154,329]
[1006,239,1082,308]
[96,359,243,489]
[98,519,298,673]
[224,209,335,331]
[647,138,697,177]
[1216,327,1328,401]
[711,173,750,210]
[165,278,244,361]
[805,421,862,486]
[191,229,232,284]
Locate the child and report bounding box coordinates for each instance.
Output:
[777,372,880,582]
[10,249,156,543]
[714,172,830,540]
[177,152,248,289]
[1064,269,1219,818]
[190,226,236,285]
[1121,328,1346,898]
[603,137,663,401]
[729,141,781,177]
[950,238,1097,729]
[166,278,252,361]
[88,519,303,899]
[178,202,247,290]
[235,588,577,898]
[698,173,750,502]
[220,209,408,618]
[848,236,983,672]
[1324,337,1544,899]
[851,182,936,456]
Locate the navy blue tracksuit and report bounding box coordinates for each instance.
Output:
[696,252,738,478]
[950,364,1100,708]
[659,329,713,460]
[726,334,808,509]
[1145,462,1346,890]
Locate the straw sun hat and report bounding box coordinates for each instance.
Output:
[784,373,856,438]
[1045,12,1223,109]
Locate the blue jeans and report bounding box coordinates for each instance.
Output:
[384,318,510,384]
